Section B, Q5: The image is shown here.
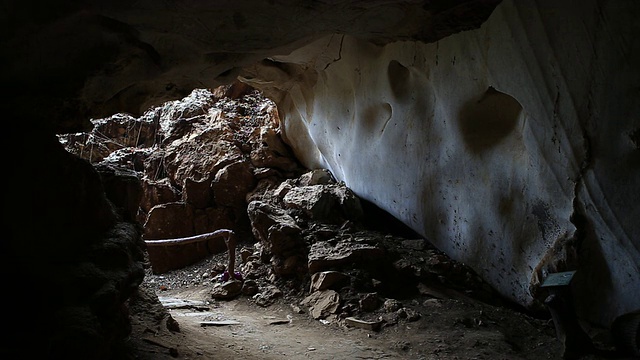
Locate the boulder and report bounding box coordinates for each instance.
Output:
[310,271,350,292]
[250,127,299,172]
[301,290,341,320]
[143,202,195,240]
[212,160,256,207]
[283,184,364,223]
[247,201,302,255]
[182,176,213,209]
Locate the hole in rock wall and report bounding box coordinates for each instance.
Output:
[387,60,411,99]
[458,86,523,153]
[360,198,423,239]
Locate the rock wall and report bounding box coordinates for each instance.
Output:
[242,0,640,326]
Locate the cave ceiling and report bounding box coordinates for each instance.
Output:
[2,0,501,133]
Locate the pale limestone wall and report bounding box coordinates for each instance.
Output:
[242,0,639,326]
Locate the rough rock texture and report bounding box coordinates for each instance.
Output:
[243,1,640,326]
[3,133,146,359]
[60,84,305,274]
[1,0,501,133]
[2,2,638,358]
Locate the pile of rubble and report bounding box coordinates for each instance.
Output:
[60,82,502,331]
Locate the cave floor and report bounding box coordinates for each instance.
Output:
[124,253,618,360]
[129,287,555,360]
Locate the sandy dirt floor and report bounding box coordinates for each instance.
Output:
[122,251,622,360]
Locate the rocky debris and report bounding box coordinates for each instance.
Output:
[60,82,307,273]
[252,284,283,307]
[301,290,341,320]
[344,317,383,332]
[359,292,381,312]
[307,235,386,274]
[383,298,402,312]
[57,113,158,164]
[211,279,243,300]
[247,200,302,255]
[310,271,349,292]
[241,279,259,296]
[61,82,506,337]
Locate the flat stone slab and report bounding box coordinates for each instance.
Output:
[158,297,209,309]
[344,317,382,332]
[307,238,385,273]
[200,320,241,327]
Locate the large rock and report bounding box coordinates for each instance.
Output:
[250,126,300,172]
[247,200,302,256]
[301,290,341,320]
[283,184,364,223]
[212,160,256,207]
[246,0,640,326]
[182,176,213,209]
[307,236,386,274]
[140,178,180,214]
[143,202,196,240]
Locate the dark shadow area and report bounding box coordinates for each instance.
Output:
[458,86,522,153]
[359,198,423,239]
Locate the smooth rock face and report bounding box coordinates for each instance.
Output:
[245,0,640,325]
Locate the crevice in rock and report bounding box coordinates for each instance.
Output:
[570,114,594,258]
[323,34,345,71]
[359,198,423,239]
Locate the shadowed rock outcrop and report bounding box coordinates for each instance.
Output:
[60,84,306,274]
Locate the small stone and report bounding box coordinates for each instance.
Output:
[403,308,421,321]
[371,278,383,290]
[166,315,180,332]
[380,312,399,326]
[241,280,259,296]
[211,280,243,300]
[240,248,254,263]
[301,290,340,319]
[344,317,382,332]
[359,293,379,312]
[401,239,428,250]
[383,298,402,312]
[253,285,283,307]
[423,298,442,307]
